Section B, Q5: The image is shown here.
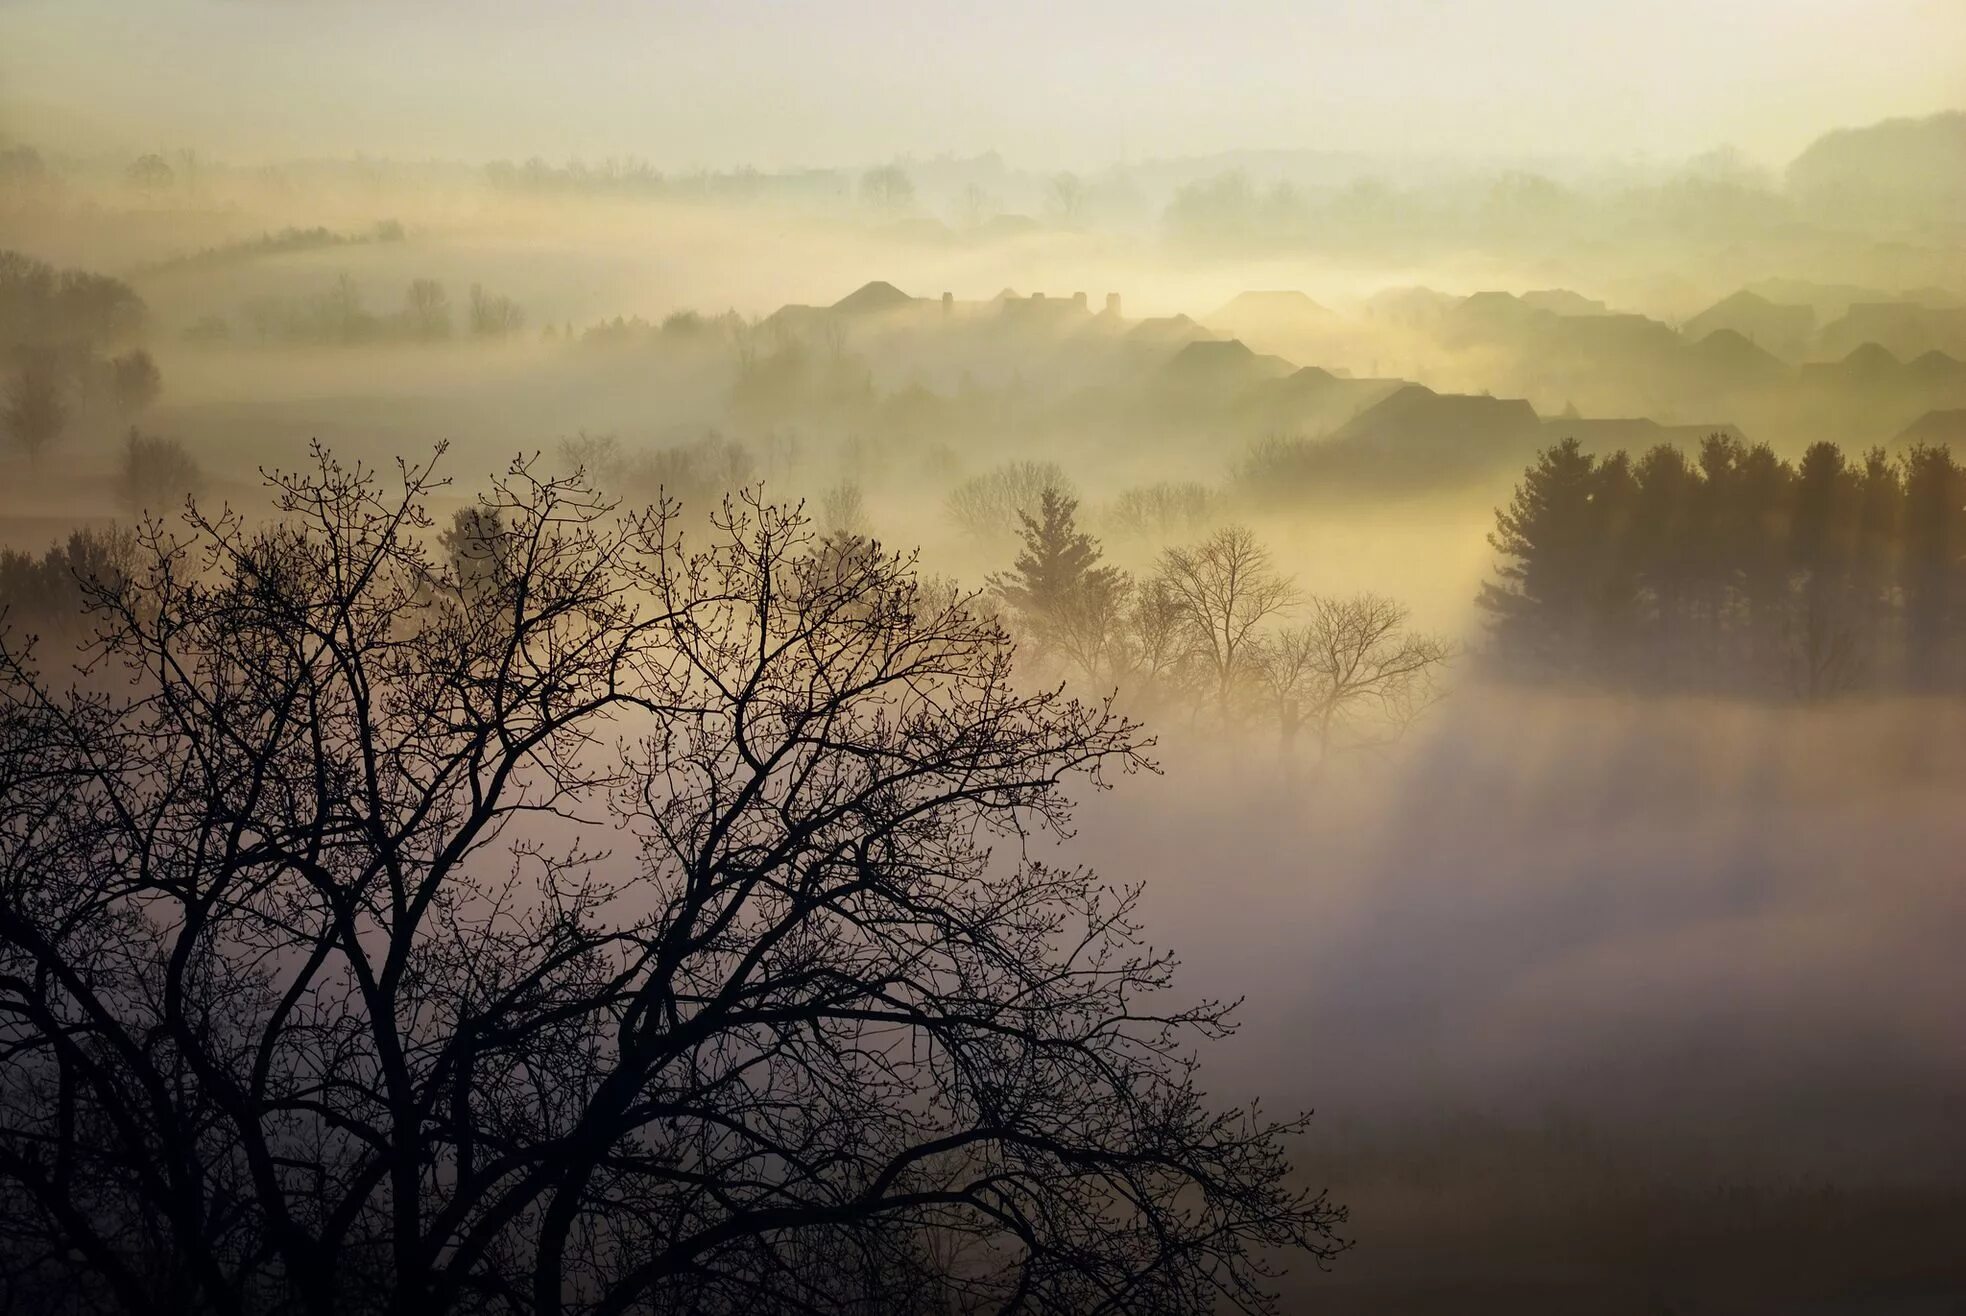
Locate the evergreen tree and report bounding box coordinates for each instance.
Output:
[990,486,1130,680]
[1631,442,1699,684]
[1478,438,1606,675]
[1899,444,1962,688]
[1790,442,1862,694]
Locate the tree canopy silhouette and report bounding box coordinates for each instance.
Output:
[1481,434,1964,694]
[0,446,1344,1315]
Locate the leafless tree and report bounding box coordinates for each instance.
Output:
[859,165,915,212]
[1153,526,1300,714]
[0,446,1345,1315]
[468,283,526,338]
[945,461,1076,544]
[1256,593,1452,760]
[404,279,453,341]
[1046,172,1087,223]
[818,480,869,540]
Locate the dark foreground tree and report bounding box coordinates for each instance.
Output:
[0,445,1344,1315]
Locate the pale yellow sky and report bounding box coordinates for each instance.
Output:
[2,0,1962,169]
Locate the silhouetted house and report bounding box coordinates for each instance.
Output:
[1158,338,1294,393]
[1800,342,1906,391]
[1681,290,1815,360]
[1684,329,1790,392]
[1315,384,1544,486]
[1821,302,1966,360]
[1520,288,1611,317]
[1126,314,1215,347]
[1234,365,1405,436]
[1906,350,1966,389]
[831,280,920,315]
[1892,408,1966,449]
[998,290,1094,324]
[1440,291,1554,345]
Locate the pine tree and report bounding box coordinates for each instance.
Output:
[989,487,1130,680]
[1478,438,1606,675]
[1900,444,1962,688]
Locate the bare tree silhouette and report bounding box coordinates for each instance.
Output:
[0,446,1345,1315]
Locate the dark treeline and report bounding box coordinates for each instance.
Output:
[1482,434,1966,696]
[2,250,159,463]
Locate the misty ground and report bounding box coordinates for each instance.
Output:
[1085,694,1966,1312]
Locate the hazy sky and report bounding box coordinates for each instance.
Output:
[2,0,1962,169]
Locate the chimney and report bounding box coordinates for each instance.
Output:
[1104,292,1121,317]
[1073,291,1087,310]
[942,291,953,314]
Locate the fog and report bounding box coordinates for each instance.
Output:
[3,4,1966,1311]
[1082,692,1966,1307]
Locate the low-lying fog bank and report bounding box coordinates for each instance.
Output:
[1074,688,1966,1308]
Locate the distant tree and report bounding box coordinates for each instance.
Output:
[990,487,1131,681]
[1482,436,1966,697]
[659,308,704,337]
[0,449,1345,1314]
[467,282,525,338]
[436,503,509,594]
[117,428,203,516]
[1047,171,1088,222]
[946,460,1075,542]
[317,272,379,344]
[818,480,870,540]
[403,278,452,340]
[0,250,146,347]
[1789,441,1864,696]
[1123,572,1193,699]
[107,348,162,414]
[1103,481,1216,544]
[955,182,994,228]
[182,313,232,344]
[0,525,136,637]
[557,430,625,485]
[0,145,49,192]
[1256,594,1451,760]
[2,354,65,465]
[1899,443,1962,688]
[124,153,175,193]
[1852,446,1904,669]
[1153,525,1299,712]
[859,163,915,211]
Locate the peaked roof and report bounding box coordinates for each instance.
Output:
[831,280,917,314]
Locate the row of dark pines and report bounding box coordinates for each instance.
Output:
[1481,434,1966,697]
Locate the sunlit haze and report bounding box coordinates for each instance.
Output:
[3,0,1963,166]
[2,3,1965,1313]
